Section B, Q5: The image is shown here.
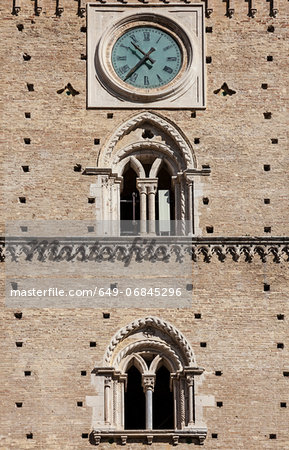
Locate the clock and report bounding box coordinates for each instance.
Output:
[87,4,205,108]
[111,26,182,90]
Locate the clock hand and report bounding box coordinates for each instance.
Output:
[124,47,156,81]
[131,41,155,64]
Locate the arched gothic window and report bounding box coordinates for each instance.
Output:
[89,317,208,445]
[86,112,210,236]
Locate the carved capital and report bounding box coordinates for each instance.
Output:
[142,375,155,392]
[104,376,112,387]
[186,375,194,387]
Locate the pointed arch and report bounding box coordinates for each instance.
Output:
[97,111,196,169]
[103,316,196,366]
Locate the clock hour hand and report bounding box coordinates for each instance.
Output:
[124,47,155,81]
[131,41,155,64]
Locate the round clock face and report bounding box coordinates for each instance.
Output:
[111,26,182,89]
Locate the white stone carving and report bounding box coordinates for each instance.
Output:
[98,111,196,169]
[104,316,196,366]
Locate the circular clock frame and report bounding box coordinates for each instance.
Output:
[95,14,196,103]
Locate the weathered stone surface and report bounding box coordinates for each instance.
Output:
[0,0,288,449]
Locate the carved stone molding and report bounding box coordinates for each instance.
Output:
[104,316,196,366]
[90,429,208,446]
[98,111,196,169]
[3,237,288,265]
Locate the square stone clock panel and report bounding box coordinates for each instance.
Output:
[87,3,205,109]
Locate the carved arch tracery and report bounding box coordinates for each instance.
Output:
[91,316,207,445]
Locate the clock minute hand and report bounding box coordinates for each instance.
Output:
[124,47,156,81]
[131,41,155,64]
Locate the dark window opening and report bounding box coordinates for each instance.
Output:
[153,366,174,429]
[125,366,145,430]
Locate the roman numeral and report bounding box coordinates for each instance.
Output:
[144,76,149,86]
[156,36,162,44]
[157,74,163,83]
[130,34,137,42]
[117,56,127,61]
[119,65,130,75]
[163,45,173,51]
[167,57,177,61]
[130,73,138,82]
[143,32,150,41]
[163,66,173,74]
[120,44,129,50]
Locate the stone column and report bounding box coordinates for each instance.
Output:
[142,375,155,430]
[186,375,194,425]
[104,376,112,424]
[136,179,147,236]
[147,179,158,235]
[185,174,194,236]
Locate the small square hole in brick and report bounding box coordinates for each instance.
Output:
[206,26,213,33]
[82,433,88,439]
[271,138,278,144]
[280,402,287,408]
[186,284,193,291]
[267,25,275,33]
[191,111,196,118]
[81,371,87,376]
[283,372,289,377]
[94,138,100,145]
[277,314,284,320]
[212,434,218,439]
[22,166,29,172]
[16,402,23,408]
[194,313,201,319]
[261,83,268,89]
[200,342,207,348]
[277,343,284,349]
[267,55,273,61]
[20,226,28,232]
[206,226,214,234]
[216,401,223,407]
[80,54,87,60]
[77,401,83,407]
[19,197,26,204]
[264,227,271,233]
[26,433,33,439]
[24,138,31,144]
[264,198,270,204]
[203,197,209,205]
[269,434,276,439]
[263,112,272,119]
[80,26,87,33]
[264,283,270,292]
[17,24,24,31]
[27,83,34,91]
[24,371,31,376]
[87,226,94,232]
[88,198,95,204]
[14,312,22,319]
[110,283,117,290]
[11,282,18,290]
[25,112,31,118]
[107,113,113,119]
[103,312,110,319]
[264,164,271,171]
[215,371,222,376]
[194,138,200,144]
[202,164,210,169]
[90,342,96,347]
[16,342,23,347]
[74,164,82,172]
[206,56,212,64]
